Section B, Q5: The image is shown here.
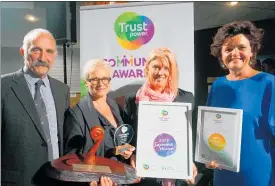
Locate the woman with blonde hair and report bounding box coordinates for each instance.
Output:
[64,59,135,186]
[123,48,197,186]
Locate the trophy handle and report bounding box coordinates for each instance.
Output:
[84,126,104,164]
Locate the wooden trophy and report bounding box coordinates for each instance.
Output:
[45,126,139,184]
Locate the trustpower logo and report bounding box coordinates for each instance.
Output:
[216,114,221,119]
[114,12,155,50]
[159,110,169,122]
[143,164,149,170]
[161,110,168,117]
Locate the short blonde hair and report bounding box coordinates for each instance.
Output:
[82,59,112,80]
[144,48,179,95]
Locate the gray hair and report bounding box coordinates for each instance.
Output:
[82,59,112,80]
[22,28,56,63]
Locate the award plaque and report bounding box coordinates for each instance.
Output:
[195,106,243,172]
[114,124,134,155]
[136,101,193,180]
[45,126,139,184]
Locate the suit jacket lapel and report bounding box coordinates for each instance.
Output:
[78,95,101,129]
[80,96,123,127]
[78,95,104,156]
[11,69,47,142]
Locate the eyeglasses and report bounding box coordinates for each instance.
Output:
[87,77,111,85]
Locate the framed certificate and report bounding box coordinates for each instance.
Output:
[195,106,243,172]
[136,101,193,179]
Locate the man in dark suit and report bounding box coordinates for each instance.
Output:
[1,28,70,186]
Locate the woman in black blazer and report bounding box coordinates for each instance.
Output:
[123,48,197,186]
[64,59,135,186]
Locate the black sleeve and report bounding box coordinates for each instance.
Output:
[117,100,132,125]
[124,94,139,151]
[65,86,70,110]
[187,91,195,111]
[122,93,137,125]
[177,88,195,110]
[185,91,196,156]
[63,108,86,155]
[1,90,5,132]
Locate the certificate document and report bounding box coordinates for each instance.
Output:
[195,106,243,172]
[136,101,193,179]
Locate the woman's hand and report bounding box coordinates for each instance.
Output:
[119,146,135,160]
[90,176,117,186]
[205,160,221,169]
[129,153,136,168]
[184,162,198,184]
[129,154,142,182]
[162,179,176,186]
[162,163,198,185]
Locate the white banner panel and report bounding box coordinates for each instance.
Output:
[80,2,194,98]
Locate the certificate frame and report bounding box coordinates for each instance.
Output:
[136,101,193,180]
[195,106,243,172]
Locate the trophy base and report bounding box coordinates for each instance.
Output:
[114,144,134,155]
[45,154,139,184]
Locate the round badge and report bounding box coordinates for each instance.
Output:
[153,133,176,157]
[208,133,226,151]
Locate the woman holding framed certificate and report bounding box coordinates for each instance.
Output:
[123,48,198,186]
[207,21,274,186]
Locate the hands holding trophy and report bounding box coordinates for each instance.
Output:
[45,126,139,184]
[50,59,140,185]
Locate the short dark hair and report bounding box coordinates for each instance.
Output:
[210,21,264,67]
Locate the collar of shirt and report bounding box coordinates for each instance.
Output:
[23,65,50,88]
[86,94,122,128]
